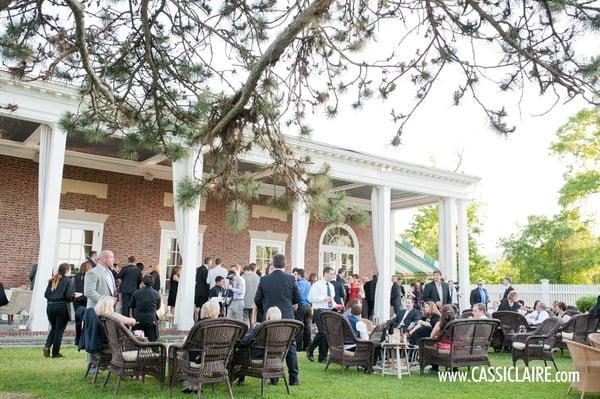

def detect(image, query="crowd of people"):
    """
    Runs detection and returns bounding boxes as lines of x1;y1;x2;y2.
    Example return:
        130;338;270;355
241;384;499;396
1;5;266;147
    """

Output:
37;249;600;384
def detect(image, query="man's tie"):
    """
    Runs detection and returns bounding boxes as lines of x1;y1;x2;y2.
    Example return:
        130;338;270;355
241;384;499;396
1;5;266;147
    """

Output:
326;282;333;308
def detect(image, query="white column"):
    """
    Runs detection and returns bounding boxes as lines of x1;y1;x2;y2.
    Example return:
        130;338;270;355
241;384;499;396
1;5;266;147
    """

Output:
437;199;446;274
390;209;399;276
173;147;202;330
442;197;458;283
291;191;310;270
30;124;67;331
457;199;470;311
371;186;392;323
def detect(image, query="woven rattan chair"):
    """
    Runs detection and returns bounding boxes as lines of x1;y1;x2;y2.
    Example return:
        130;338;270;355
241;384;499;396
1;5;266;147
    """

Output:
84;348;112;384
99;315;167;394
320;311;374;374
0;289;32;324
566;340;600;399
418;318;499;374
491;311;530;352
588;333;600;348
232;319;302;398
511;317;563;371
555;313;600;354
460;310;473;319
168;318;246;398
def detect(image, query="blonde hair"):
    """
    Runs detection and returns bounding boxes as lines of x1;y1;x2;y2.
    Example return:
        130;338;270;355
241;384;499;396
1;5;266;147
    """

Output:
200;301;220;319
266;307;282;321
95;296;116;316
507;291;518;301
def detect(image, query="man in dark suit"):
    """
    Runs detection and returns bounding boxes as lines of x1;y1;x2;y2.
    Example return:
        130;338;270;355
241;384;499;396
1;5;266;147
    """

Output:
117;255;142;316
364;275;377;319
390;275;405;315
387;297;421;333
422;269;451;305
130;275;162;342
469;279;490;307
335;268;347;305
501;277;514;300
253;254;301;385
195;257;212;319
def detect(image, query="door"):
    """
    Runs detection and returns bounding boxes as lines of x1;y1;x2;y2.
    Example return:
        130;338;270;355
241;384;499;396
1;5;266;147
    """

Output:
56;219;103;274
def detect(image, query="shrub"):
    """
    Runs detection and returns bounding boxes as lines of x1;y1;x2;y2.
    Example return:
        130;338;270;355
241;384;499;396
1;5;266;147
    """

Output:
576;295;598;312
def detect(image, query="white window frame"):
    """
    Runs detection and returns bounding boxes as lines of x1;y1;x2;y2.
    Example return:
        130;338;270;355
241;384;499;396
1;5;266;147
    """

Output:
318;224;360;276
55;218;104;273
159;228;204;293
249;238;286;269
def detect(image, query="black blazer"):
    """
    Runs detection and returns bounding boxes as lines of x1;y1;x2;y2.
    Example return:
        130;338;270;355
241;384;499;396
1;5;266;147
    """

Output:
422;281;451;305
331;280;345;306
254;269;300;320
195;265;210;303
388;308;421;333
130;286;161;324
469;287;490;306
502;285;515;300
390;283;405;305
44;276;75;303
117;265;142;294
365;279;377;303
0;282;8;307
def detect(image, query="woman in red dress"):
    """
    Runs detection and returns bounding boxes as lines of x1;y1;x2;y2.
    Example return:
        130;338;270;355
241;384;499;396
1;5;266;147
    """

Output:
347;274;364;307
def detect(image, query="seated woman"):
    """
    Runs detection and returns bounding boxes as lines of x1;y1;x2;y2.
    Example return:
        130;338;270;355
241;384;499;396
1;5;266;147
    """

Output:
428;305;456;373
408;301;440;346
95;296;137;326
236;307;282;386
554;301;571;322
497;290;522;313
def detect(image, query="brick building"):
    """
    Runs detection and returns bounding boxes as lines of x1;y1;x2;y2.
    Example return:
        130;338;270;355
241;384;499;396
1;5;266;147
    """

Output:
0;72;479;330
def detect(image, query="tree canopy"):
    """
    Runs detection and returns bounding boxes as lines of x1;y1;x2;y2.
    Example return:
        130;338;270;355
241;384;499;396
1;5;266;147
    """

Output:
1;0;599;228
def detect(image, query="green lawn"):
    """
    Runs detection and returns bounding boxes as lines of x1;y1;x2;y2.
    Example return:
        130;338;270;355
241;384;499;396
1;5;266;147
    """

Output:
0;347;594;399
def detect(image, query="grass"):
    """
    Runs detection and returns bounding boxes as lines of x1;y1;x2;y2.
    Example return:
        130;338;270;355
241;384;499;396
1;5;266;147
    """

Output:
0;347;594;399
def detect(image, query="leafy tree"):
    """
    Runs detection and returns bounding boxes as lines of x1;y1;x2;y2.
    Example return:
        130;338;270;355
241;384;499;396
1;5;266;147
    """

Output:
401;202;494;283
499;209;600;283
1;0;599;229
551;108;600;206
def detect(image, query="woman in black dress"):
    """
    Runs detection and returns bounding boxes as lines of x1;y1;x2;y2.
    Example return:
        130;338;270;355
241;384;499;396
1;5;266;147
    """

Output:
408;301;441;346
167;266;181;315
497;290;522;312
73;261;92;346
44;263;75;358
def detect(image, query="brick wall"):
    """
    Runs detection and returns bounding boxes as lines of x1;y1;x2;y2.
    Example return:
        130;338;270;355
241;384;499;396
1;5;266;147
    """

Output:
0;154;376;288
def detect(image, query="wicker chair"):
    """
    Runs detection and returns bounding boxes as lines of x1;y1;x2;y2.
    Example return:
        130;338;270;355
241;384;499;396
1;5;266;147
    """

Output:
167;318;247;398
232;319;302;398
0;289;32;324
418;318;499;374
84;348;112;384
99;315;167;394
460;310;474;319
491;311;530;352
320;311;375;374
511;317;563;371
589;333;600;348
566;340;600;398
555;313;600;354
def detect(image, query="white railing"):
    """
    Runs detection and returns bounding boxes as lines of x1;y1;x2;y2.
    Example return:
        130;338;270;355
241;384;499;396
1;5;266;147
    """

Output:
486;280;600;307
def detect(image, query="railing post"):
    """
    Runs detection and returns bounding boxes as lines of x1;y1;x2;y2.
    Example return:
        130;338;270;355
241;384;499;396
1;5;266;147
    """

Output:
540;279;550;306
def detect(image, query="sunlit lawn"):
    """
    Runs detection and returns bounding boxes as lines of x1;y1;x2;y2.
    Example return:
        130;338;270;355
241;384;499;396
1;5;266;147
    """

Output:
0;347;596;399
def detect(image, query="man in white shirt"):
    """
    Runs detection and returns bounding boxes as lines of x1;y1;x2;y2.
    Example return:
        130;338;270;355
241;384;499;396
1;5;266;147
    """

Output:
306;267;339;363
206;258;227;289
526;301;550;326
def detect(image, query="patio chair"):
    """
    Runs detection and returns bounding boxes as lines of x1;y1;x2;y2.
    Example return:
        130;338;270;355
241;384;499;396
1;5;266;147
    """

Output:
99;315;167;394
565;340;600;398
555;313;600;354
167;318;246;398
588;333;600;349
511;317;563;371
321;311;375;374
491;311;530;352
84;349;112;384
231;319;302;398
0;289;32;324
565;309;582;317
418;318;499;374
460;310;473;319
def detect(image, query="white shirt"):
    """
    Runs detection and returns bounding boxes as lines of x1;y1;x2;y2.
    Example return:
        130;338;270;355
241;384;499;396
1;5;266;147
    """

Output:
207;265;228;289
308;279;335;309
526;310;549;325
356;320;369;340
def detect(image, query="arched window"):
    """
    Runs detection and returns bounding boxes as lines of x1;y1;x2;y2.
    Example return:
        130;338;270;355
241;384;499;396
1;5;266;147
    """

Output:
319;224;359;276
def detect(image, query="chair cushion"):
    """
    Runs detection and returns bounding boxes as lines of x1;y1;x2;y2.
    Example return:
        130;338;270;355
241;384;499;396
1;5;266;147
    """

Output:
343;350;356;357
122;350;138;362
560;332;574;341
512;342;551;351
437;348;451;355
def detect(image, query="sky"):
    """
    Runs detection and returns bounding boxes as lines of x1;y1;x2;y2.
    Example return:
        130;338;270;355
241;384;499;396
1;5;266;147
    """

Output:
305;75;599;257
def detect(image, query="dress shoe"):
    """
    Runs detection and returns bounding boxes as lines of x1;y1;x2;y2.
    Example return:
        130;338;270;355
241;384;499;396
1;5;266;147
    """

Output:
43;347;50;358
289;379;301;386
317;358;327;364
306;352;314;362
52;353;64;358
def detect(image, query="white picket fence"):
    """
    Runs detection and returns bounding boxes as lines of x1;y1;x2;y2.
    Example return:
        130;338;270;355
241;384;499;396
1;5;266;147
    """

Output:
486;281;600;307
